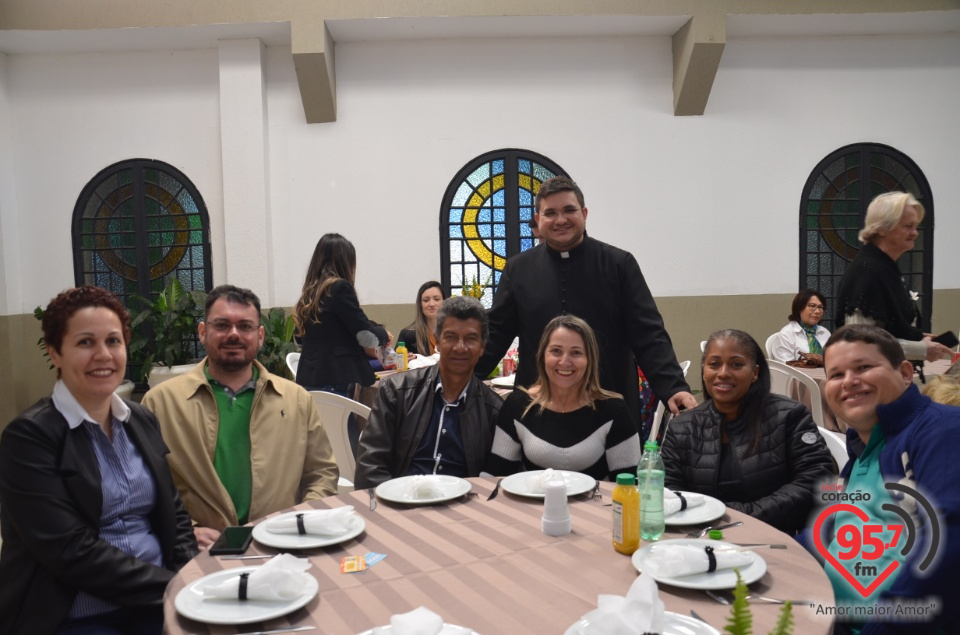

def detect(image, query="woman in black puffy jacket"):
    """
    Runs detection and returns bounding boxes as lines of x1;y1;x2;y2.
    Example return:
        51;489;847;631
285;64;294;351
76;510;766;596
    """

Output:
661;329;834;534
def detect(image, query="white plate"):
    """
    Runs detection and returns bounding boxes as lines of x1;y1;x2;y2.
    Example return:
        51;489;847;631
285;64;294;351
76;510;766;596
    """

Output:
358;624;477;634
664;493;727;526
499;470;596;499
490;375;515;387
565;611;719;635
631;539;767;590
174;566;319;625
375;475;472;505
252;510;366;550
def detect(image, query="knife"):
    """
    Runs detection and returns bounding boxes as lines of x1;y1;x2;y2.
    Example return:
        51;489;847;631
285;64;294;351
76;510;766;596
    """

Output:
486;478;503;501
690;609;709;624
367;487;377;511
239;626;316;635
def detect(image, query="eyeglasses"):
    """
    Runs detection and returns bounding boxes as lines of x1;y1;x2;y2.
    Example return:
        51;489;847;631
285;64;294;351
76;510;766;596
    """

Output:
538;206;582;220
207;320;260;334
806;303;825;312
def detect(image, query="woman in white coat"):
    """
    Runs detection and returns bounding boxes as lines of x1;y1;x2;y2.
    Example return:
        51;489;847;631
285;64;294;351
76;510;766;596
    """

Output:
771;289;830;364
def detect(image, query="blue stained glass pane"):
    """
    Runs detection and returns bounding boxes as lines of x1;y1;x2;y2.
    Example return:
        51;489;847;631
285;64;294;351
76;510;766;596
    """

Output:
518;159;531;174
452;183;473;207
493;159;504;174
532;163;556;182
450;225;463;239
159;171;183;197
449;209;463;224
520;225;531;237
493;190;505;206
494;270;502;285
493;209;505;222
494;240;506;255
521;238;533;251
478;210;491;223
519;206;532;221
494;224;505;238
519;189;532;206
467;164;490;187
177;189;198;214
478;225;492;239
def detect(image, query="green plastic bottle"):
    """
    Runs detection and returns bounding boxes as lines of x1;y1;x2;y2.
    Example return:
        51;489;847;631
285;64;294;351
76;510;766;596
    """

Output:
638;440;665;541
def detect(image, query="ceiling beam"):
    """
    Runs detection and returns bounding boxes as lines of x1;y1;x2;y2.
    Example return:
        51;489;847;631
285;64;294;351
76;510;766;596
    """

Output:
292;19;336;123
672;14;726;116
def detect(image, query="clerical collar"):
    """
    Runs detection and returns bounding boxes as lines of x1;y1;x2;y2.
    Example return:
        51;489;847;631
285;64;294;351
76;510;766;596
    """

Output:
547;233;590;260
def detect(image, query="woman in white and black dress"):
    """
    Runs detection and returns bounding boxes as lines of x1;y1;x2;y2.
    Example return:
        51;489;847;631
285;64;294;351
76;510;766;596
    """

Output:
484;315;640;482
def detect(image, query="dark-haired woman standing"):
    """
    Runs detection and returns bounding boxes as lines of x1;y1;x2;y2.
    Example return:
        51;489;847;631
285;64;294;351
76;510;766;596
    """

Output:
293;234;391;450
660;329;833;534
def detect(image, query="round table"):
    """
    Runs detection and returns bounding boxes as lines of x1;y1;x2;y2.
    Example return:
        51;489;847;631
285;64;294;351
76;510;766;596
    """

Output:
163;478;835;634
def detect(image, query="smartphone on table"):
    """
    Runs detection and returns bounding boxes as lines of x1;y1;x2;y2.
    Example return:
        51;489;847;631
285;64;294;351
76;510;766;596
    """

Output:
208;525;254;556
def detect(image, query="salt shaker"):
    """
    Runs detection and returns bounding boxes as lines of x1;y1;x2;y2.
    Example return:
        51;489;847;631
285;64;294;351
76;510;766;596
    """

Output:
541;479;571;536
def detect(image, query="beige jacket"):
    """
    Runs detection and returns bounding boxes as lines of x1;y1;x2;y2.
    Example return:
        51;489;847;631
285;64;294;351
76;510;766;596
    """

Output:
142;360;338;530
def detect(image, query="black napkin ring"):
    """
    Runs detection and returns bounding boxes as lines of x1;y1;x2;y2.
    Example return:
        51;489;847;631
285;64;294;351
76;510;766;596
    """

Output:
238;572;250;601
673;491;688;511
296;513;307;535
704;546;717;573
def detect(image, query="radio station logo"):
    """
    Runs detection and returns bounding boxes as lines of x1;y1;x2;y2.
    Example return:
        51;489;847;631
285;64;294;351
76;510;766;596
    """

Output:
813;482;941;598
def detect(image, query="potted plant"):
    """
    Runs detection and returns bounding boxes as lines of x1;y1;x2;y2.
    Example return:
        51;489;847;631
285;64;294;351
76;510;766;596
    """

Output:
257;307;298;379
129;278;207;387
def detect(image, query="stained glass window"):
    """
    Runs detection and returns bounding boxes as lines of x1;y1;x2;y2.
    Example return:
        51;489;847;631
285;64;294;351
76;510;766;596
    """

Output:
72;159;212;360
440;149;567;307
800;143;933;332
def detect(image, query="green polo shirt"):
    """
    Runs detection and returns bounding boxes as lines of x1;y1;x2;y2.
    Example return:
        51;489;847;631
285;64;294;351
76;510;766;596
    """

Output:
206;364;257;525
826;424;906;626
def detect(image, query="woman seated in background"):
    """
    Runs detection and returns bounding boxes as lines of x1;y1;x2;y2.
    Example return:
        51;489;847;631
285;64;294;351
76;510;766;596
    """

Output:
661;329;833;534
835;191;952;362
484;315;640;482
770;289;830;364
0;287;197;635
398;281;446;356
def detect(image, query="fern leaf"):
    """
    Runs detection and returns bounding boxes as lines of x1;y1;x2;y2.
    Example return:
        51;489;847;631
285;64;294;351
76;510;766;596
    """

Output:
768;601;793;635
723;570;752;635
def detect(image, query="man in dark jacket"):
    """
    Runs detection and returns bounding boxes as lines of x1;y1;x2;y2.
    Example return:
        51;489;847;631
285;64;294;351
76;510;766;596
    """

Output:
355;296;502;489
818;324;960;635
476;176;695;428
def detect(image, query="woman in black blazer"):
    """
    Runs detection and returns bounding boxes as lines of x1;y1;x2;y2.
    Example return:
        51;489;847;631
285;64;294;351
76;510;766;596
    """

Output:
293;234;391;450
0;287;198;635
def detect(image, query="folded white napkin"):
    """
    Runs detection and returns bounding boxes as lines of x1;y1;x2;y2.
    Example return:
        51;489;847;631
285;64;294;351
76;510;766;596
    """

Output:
264;506;356;536
405;475;445;500
390;606;444;635
663;490;705;516
578;574;665;635
408;353;440;369
529;469;567;494
202;554;313;601
644;544;753;578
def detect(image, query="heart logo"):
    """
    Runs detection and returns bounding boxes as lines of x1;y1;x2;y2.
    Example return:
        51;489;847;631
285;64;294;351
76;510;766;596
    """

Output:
813;503;900;598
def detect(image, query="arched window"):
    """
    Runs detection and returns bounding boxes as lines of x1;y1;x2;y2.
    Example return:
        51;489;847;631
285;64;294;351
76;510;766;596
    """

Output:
72;158;212;326
799;143;933;332
440;149;568;306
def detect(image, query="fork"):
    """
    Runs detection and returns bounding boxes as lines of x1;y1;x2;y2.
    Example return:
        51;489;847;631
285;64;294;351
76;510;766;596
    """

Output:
684;521;742;539
590;480;602;501
366;487;377;511
486;478;503;501
706;589;810;605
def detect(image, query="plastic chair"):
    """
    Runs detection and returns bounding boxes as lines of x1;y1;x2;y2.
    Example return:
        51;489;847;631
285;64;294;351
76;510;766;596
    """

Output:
767;359;825;427
310;391;371;493
764;333;778;359
286;352;300;378
648;360;691;442
700;340;707;353
818;426;848;473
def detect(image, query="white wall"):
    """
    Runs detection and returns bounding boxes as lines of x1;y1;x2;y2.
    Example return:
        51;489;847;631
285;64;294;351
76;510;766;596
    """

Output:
5;48;223;314
3;31;959;314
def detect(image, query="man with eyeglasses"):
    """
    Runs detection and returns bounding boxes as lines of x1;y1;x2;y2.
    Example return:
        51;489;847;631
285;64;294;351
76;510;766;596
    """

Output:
355;296;502;489
142;285;338;548
477;176;696;430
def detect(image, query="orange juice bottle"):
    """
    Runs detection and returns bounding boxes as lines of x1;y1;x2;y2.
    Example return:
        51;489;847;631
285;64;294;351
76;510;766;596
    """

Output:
396;341;408;371
612;473;639;554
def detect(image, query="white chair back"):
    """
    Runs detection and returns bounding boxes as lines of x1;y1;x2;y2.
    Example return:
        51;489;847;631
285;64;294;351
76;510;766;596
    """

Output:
764;333;778;359
818;426;848;473
309;391;371;493
767;359;825;427
647;360;691;442
286;352;300;378
700;340;707;353
679;360;691;377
